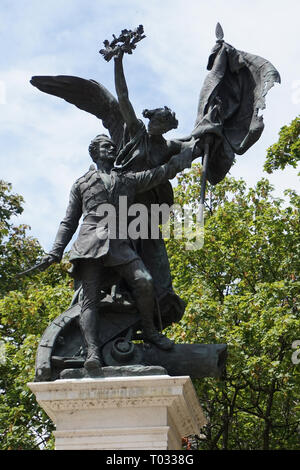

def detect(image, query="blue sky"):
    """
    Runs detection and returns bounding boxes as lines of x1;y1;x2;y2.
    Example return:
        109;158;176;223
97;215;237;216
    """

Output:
0;0;299;251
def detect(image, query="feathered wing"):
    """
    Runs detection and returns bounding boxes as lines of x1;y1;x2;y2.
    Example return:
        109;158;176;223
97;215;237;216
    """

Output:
30;75;125;151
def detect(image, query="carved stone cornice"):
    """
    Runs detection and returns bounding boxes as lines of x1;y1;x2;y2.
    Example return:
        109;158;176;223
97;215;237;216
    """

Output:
28;374;207;449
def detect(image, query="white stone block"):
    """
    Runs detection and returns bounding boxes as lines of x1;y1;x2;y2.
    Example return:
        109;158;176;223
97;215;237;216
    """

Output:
28;375;206;450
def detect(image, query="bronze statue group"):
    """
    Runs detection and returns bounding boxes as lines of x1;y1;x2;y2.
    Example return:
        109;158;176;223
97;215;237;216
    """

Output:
30;25;280;371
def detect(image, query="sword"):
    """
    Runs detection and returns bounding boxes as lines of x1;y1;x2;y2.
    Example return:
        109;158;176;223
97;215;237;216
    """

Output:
17;259;51;277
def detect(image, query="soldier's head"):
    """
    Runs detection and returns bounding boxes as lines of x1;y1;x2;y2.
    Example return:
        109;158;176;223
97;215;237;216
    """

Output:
142;106;178;135
88;134;116;170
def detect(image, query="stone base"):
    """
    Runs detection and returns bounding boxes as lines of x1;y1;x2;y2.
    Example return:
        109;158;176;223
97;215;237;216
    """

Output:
28;374;206;450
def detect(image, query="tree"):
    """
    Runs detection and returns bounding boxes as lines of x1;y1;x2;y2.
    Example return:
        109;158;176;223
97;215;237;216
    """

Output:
0;267;73;449
1;144;300;449
0;181;73;449
166;168;300;449
264;115;300;173
0;180;42;296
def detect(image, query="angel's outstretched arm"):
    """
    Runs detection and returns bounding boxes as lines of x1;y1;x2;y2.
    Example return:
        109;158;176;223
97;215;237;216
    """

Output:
164;137;202;163
114;52;141;138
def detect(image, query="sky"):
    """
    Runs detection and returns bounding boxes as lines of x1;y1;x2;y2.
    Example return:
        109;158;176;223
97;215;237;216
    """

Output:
0;0;299;252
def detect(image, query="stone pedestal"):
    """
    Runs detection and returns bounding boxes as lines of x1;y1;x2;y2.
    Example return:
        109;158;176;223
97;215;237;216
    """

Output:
28;374;206;450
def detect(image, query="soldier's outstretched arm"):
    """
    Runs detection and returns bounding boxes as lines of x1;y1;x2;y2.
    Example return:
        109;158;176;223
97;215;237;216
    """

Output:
18;185;82;277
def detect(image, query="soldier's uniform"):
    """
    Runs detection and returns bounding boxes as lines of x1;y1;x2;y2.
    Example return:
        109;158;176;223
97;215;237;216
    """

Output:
48;158;188;360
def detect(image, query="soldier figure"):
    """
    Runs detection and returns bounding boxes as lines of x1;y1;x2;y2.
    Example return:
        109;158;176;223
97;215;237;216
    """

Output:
42;134;198;370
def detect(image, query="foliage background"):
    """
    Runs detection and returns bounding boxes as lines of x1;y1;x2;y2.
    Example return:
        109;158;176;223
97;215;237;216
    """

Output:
0;117;299;449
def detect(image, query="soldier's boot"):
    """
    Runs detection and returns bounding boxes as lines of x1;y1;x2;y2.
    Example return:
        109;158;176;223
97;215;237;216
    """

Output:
143;329;174;351
133;277;174;351
140;311;174;351
84;346;102;370
80;310;103;370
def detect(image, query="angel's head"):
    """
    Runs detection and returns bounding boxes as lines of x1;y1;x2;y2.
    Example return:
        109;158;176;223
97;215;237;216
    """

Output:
89;134;116;170
142;106;178;135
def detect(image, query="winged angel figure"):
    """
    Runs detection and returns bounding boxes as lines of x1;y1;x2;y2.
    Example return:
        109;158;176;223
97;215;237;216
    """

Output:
30;25;280;364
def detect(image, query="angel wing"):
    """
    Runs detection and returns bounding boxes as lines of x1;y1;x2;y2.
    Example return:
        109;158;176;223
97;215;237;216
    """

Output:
30;75;125;151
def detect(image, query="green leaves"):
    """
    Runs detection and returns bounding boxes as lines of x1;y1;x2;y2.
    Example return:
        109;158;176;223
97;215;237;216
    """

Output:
0;181;73;449
0;180;44;297
0;334;54;449
0;265;73;449
0;117;299;452
166;165;300;449
264;115;300;173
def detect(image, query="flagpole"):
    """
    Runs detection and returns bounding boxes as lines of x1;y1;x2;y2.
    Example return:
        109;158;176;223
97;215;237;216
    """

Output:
199;139;210;224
